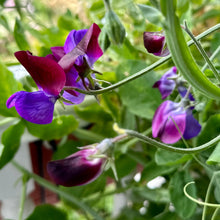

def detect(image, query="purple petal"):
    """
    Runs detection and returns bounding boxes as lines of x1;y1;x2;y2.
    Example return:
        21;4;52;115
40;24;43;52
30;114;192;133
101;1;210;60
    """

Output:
153;67;177;99
152;100;186;144
7;91;56;124
160;111;186;144
50;46;65;61
178;86;195;101
47;149;104;187
63;72;86;105
64;29;88;54
14;51;66;96
154;47;170;57
183;113;201;139
152;100;175;138
59;23;103;72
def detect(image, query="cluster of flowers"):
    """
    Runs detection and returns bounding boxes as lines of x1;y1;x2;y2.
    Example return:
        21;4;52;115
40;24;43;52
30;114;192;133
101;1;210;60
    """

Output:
143;31;201;144
6;27;202;187
7;23;107;187
7;23;103;124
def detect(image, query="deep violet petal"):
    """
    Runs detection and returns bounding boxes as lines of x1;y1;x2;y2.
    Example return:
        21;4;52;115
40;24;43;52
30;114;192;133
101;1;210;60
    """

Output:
7;91;56;124
183;113;201;139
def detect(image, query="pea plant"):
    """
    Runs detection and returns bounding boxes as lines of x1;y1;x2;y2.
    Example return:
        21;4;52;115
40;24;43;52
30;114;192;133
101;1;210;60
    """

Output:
0;0;220;219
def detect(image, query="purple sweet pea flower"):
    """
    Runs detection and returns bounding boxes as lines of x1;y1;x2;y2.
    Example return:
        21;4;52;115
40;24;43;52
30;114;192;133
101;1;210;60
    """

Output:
152;100;201;144
153;67;177;99
6;51;66;124
51;23;103;104
143;31;169;57
47;139;112;187
153;66;195;101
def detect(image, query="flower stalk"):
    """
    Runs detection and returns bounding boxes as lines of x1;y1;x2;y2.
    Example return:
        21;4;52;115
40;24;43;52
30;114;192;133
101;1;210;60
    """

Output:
11;160;105;220
160;0;220;100
183;21;220;83
69;23;220;96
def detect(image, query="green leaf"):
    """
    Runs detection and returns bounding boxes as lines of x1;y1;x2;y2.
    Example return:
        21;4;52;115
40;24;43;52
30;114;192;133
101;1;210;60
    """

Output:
115;153;137;178
141;161;177;182
14;18;30;50
169;170;197;219
0;120;25;169
197;114;220;145
206;142;220;165
74;103;112;123
138;4;164;26
74;102;116;137
0;14;10;31
116;60;161;119
25;115;78;140
0;0;7;6
57;10;81;31
132;186;170;204
26;204;68;220
0;62;22;117
100;92;121;122
155;149;192;166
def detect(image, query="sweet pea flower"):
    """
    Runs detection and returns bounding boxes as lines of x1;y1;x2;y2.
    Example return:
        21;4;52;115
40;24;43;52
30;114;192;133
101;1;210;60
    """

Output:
47;139;112;187
153;67;177;99
6;51;66;124
143;31;169;57
152;100;201;144
153;67;195;101
50;23;103;104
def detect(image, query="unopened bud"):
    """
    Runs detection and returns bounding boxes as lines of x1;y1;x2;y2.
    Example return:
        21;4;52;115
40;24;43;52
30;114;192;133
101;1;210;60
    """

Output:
105;9;126;45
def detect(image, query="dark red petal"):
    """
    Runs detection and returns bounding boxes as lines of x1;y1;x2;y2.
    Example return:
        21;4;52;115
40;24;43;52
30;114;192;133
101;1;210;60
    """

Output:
15;51;66;96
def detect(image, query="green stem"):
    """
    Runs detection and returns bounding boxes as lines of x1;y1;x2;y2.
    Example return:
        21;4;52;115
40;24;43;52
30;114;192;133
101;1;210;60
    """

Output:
202;171;220;220
184;182;220;208
202;45;220;72
68;23;220;96
125;129;220;154
18;175;28;220
160;0;220;100
184;21;220;82
103;0;111;11
11;161;105;220
211;208;220;220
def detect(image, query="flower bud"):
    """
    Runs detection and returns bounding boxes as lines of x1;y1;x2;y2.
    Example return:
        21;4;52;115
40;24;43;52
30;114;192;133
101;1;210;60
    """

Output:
47;139;113;187
143;31;169;57
105;9;126;45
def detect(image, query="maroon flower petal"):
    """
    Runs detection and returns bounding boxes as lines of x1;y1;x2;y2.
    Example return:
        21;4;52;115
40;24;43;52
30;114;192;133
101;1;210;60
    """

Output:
143;31;170;57
14;51;66;96
47;149;104;187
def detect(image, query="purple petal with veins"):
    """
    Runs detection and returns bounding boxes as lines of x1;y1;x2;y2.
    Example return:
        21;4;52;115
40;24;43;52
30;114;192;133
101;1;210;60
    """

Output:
7;91;57;124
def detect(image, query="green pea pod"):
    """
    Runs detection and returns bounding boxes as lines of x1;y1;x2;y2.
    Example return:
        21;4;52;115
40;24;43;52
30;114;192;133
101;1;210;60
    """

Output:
160;0;220;100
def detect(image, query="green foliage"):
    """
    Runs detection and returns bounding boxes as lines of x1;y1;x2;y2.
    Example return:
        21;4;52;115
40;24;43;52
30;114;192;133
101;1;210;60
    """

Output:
169;170;197;219
0;61;22;117
138;4;164;27
116;60;161;119
27;204;68;220
25;115;78;140
0;120;25;169
14;18;30;50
